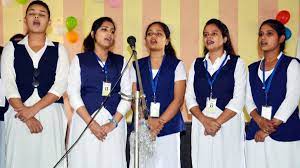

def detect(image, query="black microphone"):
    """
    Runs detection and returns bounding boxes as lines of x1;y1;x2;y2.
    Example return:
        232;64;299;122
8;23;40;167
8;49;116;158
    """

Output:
127;36;136;50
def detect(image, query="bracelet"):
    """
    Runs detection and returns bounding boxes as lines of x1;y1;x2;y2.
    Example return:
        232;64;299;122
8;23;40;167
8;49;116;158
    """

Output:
109;118;118;128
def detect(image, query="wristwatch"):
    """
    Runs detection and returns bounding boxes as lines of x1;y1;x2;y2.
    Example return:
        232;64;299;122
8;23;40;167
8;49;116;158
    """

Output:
109;118;118;128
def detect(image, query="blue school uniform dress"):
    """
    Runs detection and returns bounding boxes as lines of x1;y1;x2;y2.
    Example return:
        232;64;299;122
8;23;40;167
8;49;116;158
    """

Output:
1;36;68;168
245;53;300;168
130;54;186;168
68;51;131;168
186;52;246;168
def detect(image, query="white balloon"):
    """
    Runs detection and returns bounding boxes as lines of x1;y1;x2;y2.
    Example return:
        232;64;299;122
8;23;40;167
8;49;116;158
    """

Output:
54;24;66;36
167;24;174;33
1;0;12;7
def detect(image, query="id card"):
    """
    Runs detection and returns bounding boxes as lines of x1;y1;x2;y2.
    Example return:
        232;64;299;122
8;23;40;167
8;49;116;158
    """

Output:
150;102;160;117
102;82;111;96
206;97;217;113
261;106;272;120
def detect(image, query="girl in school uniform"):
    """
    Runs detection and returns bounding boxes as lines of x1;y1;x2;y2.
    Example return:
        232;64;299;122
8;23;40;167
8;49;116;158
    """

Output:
0;46;9;168
186;18;246;168
130;21;186;168
1;1;69;167
0;83;7;168
67;17;131;168
245;19;300;168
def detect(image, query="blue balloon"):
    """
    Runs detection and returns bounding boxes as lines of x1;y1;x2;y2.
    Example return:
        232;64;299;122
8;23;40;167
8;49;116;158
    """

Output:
285;27;292;40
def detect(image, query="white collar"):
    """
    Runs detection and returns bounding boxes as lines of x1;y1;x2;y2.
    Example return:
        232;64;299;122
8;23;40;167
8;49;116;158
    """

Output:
261;51;283;61
17;35;55;47
203;50;230;62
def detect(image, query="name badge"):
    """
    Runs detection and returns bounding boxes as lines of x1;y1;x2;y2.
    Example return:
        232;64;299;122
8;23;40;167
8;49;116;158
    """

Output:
150;102;160;117
206;97;217;113
261;106;272;120
102;82;111;96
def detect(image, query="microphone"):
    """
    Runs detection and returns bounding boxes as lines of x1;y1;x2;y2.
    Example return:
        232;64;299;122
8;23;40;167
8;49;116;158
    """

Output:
127;36;136;51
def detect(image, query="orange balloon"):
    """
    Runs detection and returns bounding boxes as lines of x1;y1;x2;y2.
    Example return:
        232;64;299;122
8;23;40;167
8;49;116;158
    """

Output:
66;31;79;43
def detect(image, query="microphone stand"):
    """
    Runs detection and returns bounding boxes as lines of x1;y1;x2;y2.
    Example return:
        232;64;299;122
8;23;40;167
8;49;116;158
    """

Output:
127;37;151;168
127;38;150;168
134;90;139;168
131;47;151;168
133;51;148;115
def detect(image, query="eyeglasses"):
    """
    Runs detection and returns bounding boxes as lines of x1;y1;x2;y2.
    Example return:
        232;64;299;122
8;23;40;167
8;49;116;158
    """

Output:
32;68;40;88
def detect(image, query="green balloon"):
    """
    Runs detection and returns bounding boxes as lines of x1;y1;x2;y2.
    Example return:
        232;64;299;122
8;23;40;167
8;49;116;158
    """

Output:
66;16;78;31
16;0;28;5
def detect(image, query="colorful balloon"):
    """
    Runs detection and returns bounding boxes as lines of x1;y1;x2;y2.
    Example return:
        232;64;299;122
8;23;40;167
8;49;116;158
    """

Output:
108;0;121;8
16;0;28;5
54;24;65;36
276;10;290;24
66;16;78;31
285;27;292;40
66;31;79;43
2;0;13;7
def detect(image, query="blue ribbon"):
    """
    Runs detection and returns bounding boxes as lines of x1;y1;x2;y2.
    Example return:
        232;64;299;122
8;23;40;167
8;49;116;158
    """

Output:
262;55;283;105
148;56;165;102
205;54;229;98
95;54;108;81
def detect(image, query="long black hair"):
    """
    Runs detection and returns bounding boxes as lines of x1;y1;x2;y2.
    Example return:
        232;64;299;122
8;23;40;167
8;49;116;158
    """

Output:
83;17;115;52
259;19;286;52
203;18;236;56
145;21;177;58
26;0;50;19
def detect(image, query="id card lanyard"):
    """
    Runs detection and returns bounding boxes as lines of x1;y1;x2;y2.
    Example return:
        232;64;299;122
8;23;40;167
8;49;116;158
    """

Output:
97;56;108;82
262;55;283;106
148;56;165;103
96;55;111;97
204;54;229;99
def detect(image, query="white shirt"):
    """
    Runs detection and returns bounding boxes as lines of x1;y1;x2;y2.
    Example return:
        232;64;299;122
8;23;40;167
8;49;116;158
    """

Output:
1;35;69;100
130;61;187;82
67;55;132;116
0;54;5;107
185;52;247;115
246;52;300;123
0;79;5;107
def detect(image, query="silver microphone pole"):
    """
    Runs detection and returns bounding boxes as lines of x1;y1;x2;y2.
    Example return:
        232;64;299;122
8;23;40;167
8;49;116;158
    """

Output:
134;90;139;168
132;48;148;168
128;36;149;168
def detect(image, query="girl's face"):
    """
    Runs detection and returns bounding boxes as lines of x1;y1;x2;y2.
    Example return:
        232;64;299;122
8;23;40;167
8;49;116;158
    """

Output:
25;4;50;34
145;24;169;52
203;24;227;53
258;24;284;52
93;21;115;49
